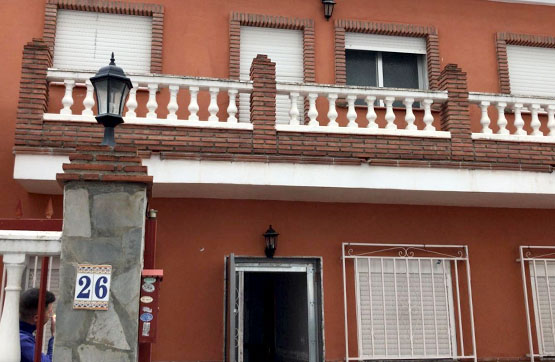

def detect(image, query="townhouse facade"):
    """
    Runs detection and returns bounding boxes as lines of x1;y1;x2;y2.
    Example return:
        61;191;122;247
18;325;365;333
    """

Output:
3;0;555;360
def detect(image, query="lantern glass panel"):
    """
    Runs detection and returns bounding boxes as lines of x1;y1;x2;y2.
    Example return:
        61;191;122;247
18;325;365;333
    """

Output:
108;79;128;115
94;79;108;115
118;85;131;115
324;3;333;18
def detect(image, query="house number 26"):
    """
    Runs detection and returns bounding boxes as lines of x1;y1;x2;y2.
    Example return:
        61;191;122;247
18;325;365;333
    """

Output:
76;275;109;300
73;264;112;310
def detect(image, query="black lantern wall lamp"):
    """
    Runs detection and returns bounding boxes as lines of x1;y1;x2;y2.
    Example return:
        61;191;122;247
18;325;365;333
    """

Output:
263;225;279;258
322;0;336;20
90;53;133;147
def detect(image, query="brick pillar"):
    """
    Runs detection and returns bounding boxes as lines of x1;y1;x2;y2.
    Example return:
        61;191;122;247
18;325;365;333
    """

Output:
15;39;52;148
54;145;153;362
438;64;474;162
250;54;277;153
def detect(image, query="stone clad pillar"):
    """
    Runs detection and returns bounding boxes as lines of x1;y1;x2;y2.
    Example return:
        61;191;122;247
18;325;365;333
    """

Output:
54;145;152;362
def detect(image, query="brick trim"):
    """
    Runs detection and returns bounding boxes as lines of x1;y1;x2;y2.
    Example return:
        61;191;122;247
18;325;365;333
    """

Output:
229;12;315;83
438;64;473;162
496;32;555;94
43;0;164;73
15;39;53;146
250;55;277;154
334;19;441;90
56;145;153;187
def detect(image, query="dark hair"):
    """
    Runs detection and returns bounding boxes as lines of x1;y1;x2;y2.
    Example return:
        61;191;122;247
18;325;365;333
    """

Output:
19;288;56;321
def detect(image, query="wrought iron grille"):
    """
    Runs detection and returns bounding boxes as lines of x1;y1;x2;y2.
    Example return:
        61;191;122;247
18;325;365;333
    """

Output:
342;243;477;361
520;246;555;361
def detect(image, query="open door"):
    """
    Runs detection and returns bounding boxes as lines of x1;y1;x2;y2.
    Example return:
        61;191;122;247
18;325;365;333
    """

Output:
225;257;322;362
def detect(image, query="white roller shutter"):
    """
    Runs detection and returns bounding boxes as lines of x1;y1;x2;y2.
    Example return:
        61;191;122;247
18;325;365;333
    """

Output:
507;45;555;97
239;26;303;124
53;10;152;74
530;261;555;355
355;258;456;358
345;33;427;54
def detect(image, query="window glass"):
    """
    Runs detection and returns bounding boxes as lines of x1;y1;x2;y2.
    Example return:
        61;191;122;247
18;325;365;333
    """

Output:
382;52;420;89
345;50;424;90
346;49;377;87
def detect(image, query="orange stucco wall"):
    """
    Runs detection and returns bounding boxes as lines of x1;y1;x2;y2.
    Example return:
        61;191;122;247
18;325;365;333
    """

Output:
4;0;555;218
150;198;555;360
3;0;555;360
0;0;63;219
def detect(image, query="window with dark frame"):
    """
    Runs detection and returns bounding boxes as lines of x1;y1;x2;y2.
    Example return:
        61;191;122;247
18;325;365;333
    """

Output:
344;32;428;109
346;49;425;107
346;49;423;90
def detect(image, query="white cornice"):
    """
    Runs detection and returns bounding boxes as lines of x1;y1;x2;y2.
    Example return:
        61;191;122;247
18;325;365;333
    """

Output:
13;153;555;209
489;0;555;6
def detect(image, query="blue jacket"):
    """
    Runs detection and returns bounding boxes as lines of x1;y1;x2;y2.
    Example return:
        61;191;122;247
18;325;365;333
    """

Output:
19;321;53;362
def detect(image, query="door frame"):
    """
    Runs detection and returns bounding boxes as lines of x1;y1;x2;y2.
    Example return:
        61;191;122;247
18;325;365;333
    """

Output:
224;256;325;362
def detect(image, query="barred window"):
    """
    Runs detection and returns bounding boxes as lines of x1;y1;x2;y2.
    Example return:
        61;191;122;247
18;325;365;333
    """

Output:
520;246;555;358
343;243;477;361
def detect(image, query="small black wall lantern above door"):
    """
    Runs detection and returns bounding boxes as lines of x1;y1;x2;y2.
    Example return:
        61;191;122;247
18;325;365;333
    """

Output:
322;0;336;20
90;52;133;147
263;225;279;258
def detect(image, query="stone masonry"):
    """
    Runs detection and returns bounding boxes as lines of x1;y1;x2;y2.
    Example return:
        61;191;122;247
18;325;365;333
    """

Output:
54;145;152;361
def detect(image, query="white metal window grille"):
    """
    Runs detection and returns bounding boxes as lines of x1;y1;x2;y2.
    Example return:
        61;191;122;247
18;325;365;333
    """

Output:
506;45;555;98
519;246;555;361
342;243;477;361
345;33;428;91
239;26;304;124
53;10;152;74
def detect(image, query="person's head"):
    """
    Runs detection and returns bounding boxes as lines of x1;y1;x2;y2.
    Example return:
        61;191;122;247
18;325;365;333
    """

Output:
19;288;55;326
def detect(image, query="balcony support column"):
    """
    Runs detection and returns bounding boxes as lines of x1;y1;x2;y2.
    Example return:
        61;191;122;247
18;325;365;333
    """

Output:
438;64;474;162
250;54;277;154
14;39;52;148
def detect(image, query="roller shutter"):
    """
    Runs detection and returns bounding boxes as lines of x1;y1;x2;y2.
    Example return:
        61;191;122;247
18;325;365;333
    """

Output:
239;26;303;124
345;33;427;54
355;258;457;358
53;10;152;74
529;261;555;355
507;45;555;97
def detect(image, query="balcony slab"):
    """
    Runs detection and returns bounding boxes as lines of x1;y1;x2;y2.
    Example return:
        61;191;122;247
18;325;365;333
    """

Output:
13;153;555;209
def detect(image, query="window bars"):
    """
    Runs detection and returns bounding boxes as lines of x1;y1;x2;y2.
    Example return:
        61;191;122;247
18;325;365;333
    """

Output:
342;243;477;361
520;246;555;361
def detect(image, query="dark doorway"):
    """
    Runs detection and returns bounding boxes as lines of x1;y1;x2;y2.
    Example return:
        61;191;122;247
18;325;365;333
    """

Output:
243;272;309;362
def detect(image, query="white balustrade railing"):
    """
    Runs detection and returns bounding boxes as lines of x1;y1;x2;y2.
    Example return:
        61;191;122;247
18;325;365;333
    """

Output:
275;82;450;138
45;69;254;130
469;92;555;143
0;231;61;362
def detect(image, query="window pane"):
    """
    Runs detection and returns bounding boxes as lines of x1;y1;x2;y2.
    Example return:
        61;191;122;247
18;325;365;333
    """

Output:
94;79;108;114
382;52;420;89
346;50;377;87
